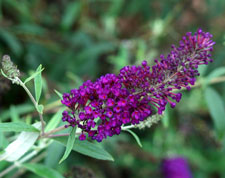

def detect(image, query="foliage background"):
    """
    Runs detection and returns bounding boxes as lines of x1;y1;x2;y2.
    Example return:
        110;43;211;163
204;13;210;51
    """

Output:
0;0;225;177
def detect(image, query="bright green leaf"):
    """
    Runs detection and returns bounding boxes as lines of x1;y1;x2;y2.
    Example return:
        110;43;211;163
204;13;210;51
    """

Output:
54;137;114;161
59;126;77;164
205;87;225;138
34;65;43;103
125;129;142;147
0;122;39;132
24;66;44;84
22;163;64;178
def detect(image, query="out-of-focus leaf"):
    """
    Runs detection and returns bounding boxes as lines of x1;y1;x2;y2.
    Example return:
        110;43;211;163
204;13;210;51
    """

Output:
0;122;40;162
0;29;22;56
13;24;46;36
9;105;20;122
61;1;81;30
34;65;43;103
125;129;142;147
45;108;64;132
54;89;63;100
206;67;225;83
0;132;8;149
0;122;39;132
162;107;169;128
204;87;225;138
0;104;34;122
22;163;64;178
59;126;77;164
54;137;114;161
45;142;65;168
24;66;44;84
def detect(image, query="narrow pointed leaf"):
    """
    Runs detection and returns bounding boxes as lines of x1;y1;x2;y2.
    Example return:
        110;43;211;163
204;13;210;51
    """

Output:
0;122;39;132
205;87;225;138
59;126;77;164
54;137;114;161
125;129;142;147
24;66;44;84
34;65;43;103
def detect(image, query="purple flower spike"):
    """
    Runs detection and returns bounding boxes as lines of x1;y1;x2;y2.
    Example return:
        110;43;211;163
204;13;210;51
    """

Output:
161;157;192;178
61;29;215;142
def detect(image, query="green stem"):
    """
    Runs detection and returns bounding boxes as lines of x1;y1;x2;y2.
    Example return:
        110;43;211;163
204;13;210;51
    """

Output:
17;78;45;135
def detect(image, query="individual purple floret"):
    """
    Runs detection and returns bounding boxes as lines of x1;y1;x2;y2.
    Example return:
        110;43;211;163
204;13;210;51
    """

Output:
161;157;192;178
61;29;215;142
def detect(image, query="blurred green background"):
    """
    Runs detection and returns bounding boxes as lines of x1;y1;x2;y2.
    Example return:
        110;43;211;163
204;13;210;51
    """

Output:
1;0;225;177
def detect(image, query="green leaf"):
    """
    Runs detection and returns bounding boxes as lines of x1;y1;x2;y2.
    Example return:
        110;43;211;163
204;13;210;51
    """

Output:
0;122;41;162
45;142;65;168
54;89;63;100
0;104;34;122
204;87;225;138
0;122;39;132
24;66;44;84
54;137;114;161
45;108;64;132
125;129;142;147
37;104;44;114
10;105;20;122
0;28;22;56
22;163;64;178
34;65;43;103
162;107;169;128
0;132;8;149
206;67;225;83
61;1;81;30
59;126;77;164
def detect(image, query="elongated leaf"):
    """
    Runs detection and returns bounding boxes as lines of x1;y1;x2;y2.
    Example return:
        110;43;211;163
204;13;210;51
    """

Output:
0;104;34;121
54;89;63;99
206;67;225;83
0;122;41;162
0;122;39;132
45;142;65;168
34;65;43;103
0;132;8;149
59;126;77;164
61;1;81;30
22;163;64;178
205;87;225;138
125;129;142;147
10;105;20;122
24;66;44;84
1;69;8;78
54;137;114;161
45;108;64;132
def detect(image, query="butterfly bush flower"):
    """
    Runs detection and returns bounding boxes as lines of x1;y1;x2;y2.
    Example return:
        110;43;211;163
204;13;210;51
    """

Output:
61;29;215;142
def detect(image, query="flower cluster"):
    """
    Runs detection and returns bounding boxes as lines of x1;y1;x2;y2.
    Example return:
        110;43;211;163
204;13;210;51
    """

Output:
61;29;215;142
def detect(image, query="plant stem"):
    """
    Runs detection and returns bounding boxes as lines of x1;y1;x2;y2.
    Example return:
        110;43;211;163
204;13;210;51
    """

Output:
17;78;45;135
43;125;67;138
